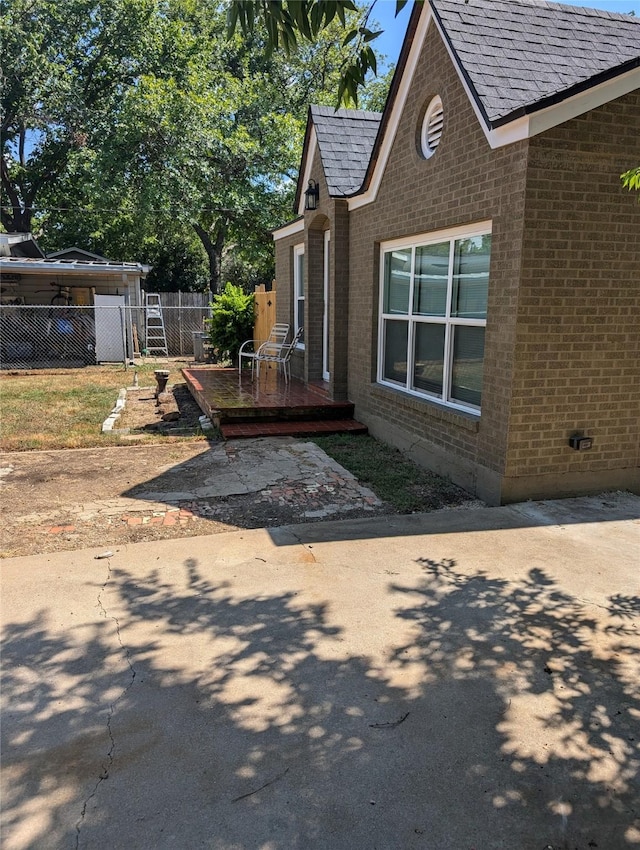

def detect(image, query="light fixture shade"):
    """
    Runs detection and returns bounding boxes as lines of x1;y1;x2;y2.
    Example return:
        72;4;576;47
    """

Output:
304;179;319;211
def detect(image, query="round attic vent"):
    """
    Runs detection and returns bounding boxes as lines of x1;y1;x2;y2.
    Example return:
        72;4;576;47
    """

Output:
421;96;444;159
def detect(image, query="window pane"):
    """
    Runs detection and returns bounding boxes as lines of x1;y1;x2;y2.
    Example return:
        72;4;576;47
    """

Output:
413;242;449;316
451;235;490;319
383;320;408;384
383;249;411;314
297;300;304;341
297;253;305;297
451;326;485;407
413;323;445;396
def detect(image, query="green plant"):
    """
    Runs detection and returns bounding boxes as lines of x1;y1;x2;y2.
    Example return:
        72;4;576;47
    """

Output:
205;283;255;363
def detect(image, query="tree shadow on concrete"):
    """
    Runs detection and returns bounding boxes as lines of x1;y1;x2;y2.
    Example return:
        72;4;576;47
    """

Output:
2;555;638;849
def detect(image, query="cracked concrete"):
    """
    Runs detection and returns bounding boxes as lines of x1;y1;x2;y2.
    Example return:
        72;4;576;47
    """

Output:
2;493;638;850
73;556;138;849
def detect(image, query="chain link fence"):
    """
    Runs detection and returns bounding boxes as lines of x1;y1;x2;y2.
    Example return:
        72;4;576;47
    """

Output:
0;304;211;369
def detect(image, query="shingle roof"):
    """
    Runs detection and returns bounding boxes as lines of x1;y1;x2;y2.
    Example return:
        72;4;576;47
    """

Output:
431;0;640;125
310;105;382;196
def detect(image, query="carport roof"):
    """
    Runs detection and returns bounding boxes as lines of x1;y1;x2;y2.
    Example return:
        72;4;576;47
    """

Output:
0;257;151;276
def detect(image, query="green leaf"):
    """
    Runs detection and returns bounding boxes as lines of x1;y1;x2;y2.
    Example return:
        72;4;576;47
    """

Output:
621;165;640;192
342;27;358;46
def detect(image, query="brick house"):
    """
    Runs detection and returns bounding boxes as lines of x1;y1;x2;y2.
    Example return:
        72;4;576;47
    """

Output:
272;0;640;505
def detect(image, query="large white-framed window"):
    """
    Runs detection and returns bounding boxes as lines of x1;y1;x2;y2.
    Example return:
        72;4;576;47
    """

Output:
293;243;305;347
378;221;492;413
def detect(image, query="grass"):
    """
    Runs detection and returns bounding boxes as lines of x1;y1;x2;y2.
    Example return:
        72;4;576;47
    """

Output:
0;360;204;452
313;432;472;513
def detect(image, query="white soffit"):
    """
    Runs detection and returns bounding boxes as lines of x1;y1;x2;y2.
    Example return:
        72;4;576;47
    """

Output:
348;4;640;211
272;218;305;241
296;125;318;218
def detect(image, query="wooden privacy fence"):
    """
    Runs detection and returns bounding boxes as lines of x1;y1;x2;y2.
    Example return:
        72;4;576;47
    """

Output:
254;283;276;345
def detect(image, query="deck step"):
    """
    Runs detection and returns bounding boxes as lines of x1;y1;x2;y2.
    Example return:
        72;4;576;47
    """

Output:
220;418;368;440
219;401;355;424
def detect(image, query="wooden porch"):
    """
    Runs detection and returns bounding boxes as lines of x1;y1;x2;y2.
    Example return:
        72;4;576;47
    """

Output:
182;366;367;439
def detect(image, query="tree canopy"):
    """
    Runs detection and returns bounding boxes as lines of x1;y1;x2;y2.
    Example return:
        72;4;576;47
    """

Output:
1;0;390;291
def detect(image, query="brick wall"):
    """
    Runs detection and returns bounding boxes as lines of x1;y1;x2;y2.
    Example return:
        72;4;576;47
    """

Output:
503;90;640;500
348;23;529;501
274;21;639;504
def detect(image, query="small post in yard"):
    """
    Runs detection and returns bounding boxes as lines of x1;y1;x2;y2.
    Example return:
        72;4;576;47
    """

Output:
154;369;170;398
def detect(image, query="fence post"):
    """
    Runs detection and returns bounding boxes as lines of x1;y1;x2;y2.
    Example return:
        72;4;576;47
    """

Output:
253;282;276;347
178;290;184;356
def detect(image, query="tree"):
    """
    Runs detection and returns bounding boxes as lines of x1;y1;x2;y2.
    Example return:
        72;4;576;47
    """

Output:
0;0;169;233
229;0;639;193
2;0;383;293
227;0;410;107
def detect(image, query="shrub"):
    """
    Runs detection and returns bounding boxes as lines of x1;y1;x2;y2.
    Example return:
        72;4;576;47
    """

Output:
205;283;255;364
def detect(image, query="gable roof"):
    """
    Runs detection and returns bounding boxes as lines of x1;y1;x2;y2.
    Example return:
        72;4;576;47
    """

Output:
47;247;110;262
0;232;45;258
293;105;382;212
285;0;640;224
432;0;640;127
310;105;382;196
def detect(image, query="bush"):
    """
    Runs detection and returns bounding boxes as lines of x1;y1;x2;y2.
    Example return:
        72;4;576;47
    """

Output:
205;283;255;364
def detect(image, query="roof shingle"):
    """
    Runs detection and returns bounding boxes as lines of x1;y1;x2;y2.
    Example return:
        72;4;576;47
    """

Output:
310;105;382;196
431;0;640;124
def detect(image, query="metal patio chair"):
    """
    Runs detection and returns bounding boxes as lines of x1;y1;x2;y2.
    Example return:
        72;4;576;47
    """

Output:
238;323;290;379
255;326;304;385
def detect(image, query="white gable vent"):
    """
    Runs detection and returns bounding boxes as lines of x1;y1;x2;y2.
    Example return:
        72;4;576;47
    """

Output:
421;96;444;159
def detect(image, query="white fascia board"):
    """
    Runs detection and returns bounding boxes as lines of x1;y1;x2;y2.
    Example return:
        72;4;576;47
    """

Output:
0;259;146;276
348;4;640;213
524;66;640;140
296;125;318;218
380;218;493;252
348;6;435;212
431;12;640;150
272;218;305;241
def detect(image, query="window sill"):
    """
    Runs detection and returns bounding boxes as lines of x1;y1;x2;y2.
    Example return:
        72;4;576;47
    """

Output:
370;383;480;432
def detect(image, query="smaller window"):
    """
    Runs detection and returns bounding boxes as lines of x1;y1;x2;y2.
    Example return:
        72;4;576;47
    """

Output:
293;244;305;345
421;96;444;159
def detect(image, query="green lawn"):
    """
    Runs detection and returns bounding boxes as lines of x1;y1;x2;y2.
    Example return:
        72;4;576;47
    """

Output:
0;362;200;451
313;433;471;513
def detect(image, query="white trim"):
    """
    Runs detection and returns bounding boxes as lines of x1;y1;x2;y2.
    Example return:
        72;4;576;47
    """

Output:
272;218;304;241
348;6;435;212
377;222;492;414
296;125;318;217
348;4;640;211
380;219;492;253
525;66;640;140
322;230;331;381
432;8;640;151
293;243;305;349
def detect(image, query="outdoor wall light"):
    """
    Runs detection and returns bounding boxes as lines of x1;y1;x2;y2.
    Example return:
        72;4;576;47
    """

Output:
304;179;320;211
569;433;593;451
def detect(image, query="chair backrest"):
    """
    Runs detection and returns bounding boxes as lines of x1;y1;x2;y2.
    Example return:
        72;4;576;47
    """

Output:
281;326;304;362
267;323;290;345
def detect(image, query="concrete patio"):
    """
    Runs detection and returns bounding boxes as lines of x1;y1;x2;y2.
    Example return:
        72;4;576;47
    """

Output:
2;493;639;849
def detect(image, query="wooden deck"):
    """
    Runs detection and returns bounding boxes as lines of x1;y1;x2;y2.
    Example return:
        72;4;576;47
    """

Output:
182;366;367;439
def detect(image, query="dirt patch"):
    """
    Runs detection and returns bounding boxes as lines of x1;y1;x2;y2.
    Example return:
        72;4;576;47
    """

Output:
0;437;388;558
1;385;477;559
115;382;208;436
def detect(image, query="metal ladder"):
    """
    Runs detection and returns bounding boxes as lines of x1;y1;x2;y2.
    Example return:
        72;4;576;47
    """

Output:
145;293;168;356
